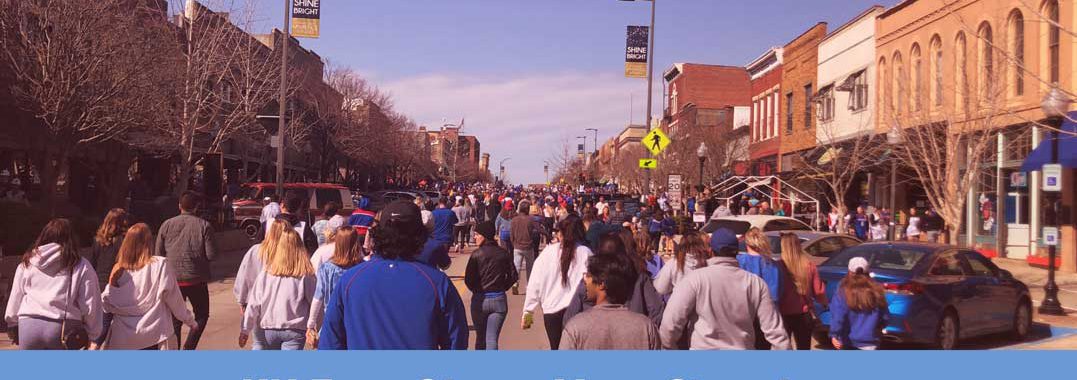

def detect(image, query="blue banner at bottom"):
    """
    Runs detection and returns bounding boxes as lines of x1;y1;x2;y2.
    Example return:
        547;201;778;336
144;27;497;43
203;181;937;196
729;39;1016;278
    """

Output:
0;351;1071;380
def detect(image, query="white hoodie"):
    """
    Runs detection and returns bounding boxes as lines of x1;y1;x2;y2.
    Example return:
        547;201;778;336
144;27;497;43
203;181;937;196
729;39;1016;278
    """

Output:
4;243;103;340
522;244;592;315
101;256;195;350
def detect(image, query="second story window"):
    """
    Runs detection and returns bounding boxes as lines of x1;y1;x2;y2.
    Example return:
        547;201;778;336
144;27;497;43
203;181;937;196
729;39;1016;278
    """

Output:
848;70;868;111
803;84;813;130
785;92;794;135
817;85;835;122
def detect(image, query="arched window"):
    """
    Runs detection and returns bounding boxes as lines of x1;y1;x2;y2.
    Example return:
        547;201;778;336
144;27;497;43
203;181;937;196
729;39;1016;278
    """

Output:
671;84;679;114
893;52;905;115
878;57;888;119
930;35;944;107
978;22;994;100
911;43;923;112
1009;10;1025;96
955;32;968;112
1044;0;1060;84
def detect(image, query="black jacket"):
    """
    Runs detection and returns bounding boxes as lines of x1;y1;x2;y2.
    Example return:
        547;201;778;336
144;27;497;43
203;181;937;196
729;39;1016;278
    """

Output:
485;201;501;223
89;239;123;289
464;241;518;294
278;212;318;253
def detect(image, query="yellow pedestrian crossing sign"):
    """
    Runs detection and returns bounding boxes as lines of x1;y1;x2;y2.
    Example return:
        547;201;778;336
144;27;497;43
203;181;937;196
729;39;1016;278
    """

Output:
643;128;671;155
639;158;658;169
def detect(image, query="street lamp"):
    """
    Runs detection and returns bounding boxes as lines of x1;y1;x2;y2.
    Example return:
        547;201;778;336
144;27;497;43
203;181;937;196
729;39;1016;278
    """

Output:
1038;87;1071;316
498;157;511;185
543;160;551;186
887;125;903;240
696;142;708;194
620;0;656;195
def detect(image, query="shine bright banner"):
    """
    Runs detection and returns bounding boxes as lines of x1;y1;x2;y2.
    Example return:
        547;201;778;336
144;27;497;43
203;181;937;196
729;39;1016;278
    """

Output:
625;25;648;78
291;0;321;38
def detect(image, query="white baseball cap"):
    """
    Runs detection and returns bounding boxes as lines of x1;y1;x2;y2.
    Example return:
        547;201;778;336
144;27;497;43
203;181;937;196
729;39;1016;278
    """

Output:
848;257;870;274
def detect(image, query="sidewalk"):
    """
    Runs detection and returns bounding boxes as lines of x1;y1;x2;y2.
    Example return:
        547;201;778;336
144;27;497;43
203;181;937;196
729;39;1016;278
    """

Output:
993;258;1077;287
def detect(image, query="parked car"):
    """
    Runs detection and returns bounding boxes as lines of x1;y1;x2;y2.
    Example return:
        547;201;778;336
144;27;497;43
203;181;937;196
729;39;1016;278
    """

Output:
701;215;813;235
231;183;354;239
366;190;423;212
814;242;1032;349
743;231;861;264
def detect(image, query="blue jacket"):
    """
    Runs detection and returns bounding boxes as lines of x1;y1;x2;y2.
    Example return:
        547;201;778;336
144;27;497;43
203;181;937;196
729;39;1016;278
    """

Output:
431;208;458;243
737;253;784;304
318;257;468;350
829;286;890;349
416;239;451;269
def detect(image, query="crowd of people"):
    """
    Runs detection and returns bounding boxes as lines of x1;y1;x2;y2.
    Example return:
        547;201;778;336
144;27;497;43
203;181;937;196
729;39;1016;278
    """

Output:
4;184;894;351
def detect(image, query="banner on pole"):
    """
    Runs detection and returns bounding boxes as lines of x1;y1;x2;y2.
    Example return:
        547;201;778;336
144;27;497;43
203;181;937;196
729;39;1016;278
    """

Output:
625;26;648;78
291;0;321;38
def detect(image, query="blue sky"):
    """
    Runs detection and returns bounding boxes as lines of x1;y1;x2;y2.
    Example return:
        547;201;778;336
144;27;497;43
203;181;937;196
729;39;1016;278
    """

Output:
217;0;902;184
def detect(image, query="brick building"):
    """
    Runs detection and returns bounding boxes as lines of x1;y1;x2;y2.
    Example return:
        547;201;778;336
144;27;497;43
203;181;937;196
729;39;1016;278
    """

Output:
746;47;784;176
779;23;828;173
662;63;752;136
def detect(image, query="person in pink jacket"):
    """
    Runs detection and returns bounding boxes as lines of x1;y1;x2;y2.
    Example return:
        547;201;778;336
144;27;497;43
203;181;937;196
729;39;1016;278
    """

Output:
4;219;103;350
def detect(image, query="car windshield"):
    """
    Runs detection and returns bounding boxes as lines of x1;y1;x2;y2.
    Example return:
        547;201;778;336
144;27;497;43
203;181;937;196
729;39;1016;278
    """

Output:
238;185;269;200
822;245;932;272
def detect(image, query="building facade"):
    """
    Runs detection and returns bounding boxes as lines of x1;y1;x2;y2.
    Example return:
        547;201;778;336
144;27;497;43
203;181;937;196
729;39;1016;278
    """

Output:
817;6;882;144
876;0;1075;270
663;63;752;136
780;23;829;172
747;48;784;176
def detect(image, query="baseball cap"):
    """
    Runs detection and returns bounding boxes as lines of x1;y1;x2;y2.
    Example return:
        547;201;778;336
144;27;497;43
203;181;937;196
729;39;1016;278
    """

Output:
848;257;870;274
709;228;739;253
381;200;421;225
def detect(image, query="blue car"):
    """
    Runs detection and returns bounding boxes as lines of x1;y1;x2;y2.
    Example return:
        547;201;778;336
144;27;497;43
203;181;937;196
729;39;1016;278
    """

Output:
815;242;1031;349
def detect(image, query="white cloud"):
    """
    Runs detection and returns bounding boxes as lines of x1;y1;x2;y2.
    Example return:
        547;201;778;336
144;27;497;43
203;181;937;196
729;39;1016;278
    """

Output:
383;71;659;184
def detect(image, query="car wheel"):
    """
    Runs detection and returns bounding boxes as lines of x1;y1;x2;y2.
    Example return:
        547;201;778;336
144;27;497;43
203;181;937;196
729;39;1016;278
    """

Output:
242;221;260;240
935;311;960;350
1012;300;1032;341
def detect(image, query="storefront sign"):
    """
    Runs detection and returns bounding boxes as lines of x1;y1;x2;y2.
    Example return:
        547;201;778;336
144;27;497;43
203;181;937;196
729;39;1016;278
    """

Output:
625;26;648;78
291;0;321;38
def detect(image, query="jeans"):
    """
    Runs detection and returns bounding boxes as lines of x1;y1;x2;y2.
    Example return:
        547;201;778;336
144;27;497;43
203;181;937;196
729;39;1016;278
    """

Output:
173;283;209;350
470;293;508;350
783;313;813;350
543;310;566;350
258;329;306;350
454;225;469;249
513;248;535;276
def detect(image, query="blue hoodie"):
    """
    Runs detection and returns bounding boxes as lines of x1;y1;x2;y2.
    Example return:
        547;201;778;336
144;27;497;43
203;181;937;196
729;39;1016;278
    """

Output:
431;207;458;244
737;253;784;304
829;286;890;349
319;257;468;350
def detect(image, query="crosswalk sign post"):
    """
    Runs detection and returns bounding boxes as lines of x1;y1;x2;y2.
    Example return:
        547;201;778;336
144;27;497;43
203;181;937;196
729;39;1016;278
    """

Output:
644;128;671;156
639;158;657;169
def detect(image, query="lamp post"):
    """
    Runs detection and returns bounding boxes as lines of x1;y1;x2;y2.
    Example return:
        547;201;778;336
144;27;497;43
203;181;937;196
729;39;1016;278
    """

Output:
696;142;708;195
498;157;511;185
1039;87;1070;316
543;161;550;186
887;125;903;240
620;0;656;194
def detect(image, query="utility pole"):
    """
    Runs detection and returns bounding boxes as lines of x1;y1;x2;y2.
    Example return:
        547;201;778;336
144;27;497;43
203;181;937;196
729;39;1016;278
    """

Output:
276;0;290;195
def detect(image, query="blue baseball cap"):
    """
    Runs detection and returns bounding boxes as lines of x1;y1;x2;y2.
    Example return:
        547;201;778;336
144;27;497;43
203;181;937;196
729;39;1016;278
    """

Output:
709;228;739;253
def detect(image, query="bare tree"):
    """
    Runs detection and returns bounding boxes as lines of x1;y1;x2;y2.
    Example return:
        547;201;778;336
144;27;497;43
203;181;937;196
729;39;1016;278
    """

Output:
794;114;881;224
0;0;167;212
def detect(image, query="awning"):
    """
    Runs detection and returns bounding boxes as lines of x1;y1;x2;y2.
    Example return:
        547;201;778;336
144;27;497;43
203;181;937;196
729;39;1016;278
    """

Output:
1021;111;1077;171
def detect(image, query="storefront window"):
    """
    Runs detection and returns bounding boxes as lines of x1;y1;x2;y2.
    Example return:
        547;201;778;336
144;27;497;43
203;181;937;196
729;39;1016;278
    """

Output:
1003;168;1030;225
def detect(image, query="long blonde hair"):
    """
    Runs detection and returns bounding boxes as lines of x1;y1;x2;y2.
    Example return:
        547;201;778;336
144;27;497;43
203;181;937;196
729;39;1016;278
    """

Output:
109;223;154;286
744;228;771;256
268;229;314;278
260;219;291;264
95;208;129;247
780;233;812;297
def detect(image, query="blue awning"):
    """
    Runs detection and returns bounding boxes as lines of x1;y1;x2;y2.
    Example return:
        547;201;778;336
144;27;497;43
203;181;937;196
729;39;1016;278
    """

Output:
1021;111;1077;172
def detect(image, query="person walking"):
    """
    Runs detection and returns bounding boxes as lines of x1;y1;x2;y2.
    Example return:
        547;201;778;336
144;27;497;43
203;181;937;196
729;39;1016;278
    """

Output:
277;193;318;253
464;221;518;350
308;224;366;346
319;201;468;350
659;228;790;350
416;198;435;231
451;199;473;253
495;207;515;253
312;202;343;247
5;219;102;350
99;224;197;350
905;208;922;241
233;219;289;350
260;195;281;240
348;197;377;237
563;233;664;328
155;192;217;350
510;201;537;295
654;231;712;296
310;215;347;271
521;216;592;350
88;208;128;347
561;253;660;350
738;228;785;350
431;197;459;252
829;257;889;350
777;233;828;350
239;230;316;350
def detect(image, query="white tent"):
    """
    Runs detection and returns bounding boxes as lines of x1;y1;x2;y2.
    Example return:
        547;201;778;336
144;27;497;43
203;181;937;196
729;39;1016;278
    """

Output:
708;176;822;230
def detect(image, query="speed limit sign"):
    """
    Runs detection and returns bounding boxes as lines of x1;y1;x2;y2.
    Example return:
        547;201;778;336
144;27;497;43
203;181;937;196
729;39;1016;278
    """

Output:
667;174;683;210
